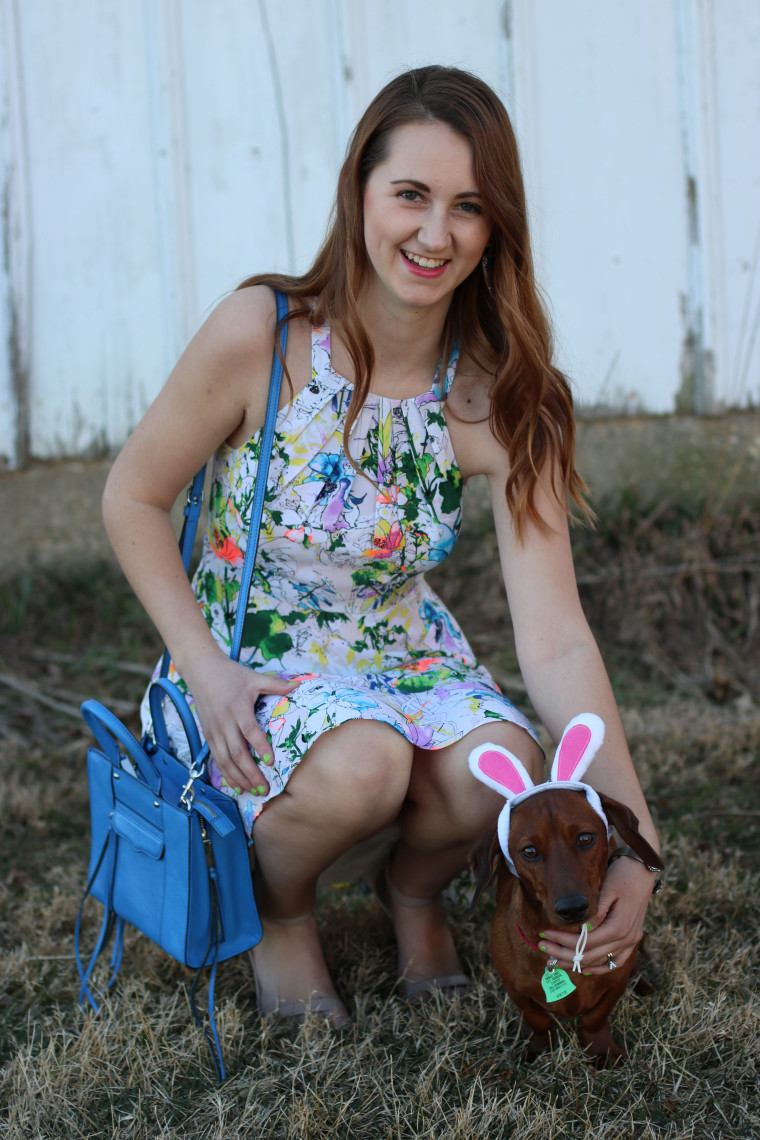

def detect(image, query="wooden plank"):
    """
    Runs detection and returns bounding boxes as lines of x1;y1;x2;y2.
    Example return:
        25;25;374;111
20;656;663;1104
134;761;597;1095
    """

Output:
0;0;757;463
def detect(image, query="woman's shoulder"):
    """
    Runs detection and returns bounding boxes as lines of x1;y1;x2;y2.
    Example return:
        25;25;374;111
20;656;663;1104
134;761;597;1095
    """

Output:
447;357;505;480
145;286;293;455
202;285;283;362
449;355;492;420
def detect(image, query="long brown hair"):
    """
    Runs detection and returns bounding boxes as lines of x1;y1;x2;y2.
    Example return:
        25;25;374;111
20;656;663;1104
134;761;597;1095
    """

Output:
238;65;588;536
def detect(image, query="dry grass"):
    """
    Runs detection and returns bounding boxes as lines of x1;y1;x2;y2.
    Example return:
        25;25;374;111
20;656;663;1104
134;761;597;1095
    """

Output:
1;509;759;1138
440;498;760;706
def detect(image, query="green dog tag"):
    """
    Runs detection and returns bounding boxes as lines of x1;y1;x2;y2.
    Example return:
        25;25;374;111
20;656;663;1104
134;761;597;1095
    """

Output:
541;967;576;1002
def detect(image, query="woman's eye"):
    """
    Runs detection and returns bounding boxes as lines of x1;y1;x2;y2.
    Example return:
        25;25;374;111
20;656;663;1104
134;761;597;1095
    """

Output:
399;189;422;202
457;201;482;214
520;845;538;860
577;833;595;850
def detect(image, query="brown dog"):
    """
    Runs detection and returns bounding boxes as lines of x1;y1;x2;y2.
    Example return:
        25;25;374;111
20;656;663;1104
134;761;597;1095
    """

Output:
468;715;663;1066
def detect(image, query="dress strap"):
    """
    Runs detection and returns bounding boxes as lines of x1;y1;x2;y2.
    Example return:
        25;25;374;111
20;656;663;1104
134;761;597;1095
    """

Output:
432;340;461;400
311;325;332;382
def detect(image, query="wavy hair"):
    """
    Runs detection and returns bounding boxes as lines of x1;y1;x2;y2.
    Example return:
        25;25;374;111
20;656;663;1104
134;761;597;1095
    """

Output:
238;65;589;536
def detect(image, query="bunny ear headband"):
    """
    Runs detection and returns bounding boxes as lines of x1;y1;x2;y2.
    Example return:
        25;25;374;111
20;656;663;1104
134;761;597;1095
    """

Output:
468;713;609;876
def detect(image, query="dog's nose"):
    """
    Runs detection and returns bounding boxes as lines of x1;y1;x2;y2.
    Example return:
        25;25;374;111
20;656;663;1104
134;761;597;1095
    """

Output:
554;894;589;922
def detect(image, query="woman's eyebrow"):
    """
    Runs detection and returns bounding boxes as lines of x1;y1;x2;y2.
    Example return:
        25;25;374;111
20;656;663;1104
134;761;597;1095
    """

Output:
390;179;482;199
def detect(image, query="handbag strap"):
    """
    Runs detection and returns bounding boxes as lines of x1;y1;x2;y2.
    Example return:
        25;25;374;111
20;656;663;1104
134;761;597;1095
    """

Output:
230;292;287;661
160;288;288;676
177;465;206;577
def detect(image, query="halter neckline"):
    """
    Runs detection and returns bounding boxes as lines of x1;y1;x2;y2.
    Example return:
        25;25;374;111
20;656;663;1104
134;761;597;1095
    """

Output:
313;325;460;404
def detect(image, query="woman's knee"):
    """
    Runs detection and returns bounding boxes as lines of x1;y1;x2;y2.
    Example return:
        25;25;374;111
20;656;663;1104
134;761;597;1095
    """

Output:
480;722;544;783
287;718;414;828
404;722;544;838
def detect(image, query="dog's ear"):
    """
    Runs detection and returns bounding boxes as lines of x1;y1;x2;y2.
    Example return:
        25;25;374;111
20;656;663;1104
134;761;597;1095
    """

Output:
551;713;605;783
467;826;501;919
599;793;665;871
468;742;534;799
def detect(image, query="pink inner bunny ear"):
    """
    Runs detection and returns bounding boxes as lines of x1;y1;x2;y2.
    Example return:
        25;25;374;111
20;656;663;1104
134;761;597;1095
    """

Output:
554;725;591;782
469;745;533;798
551;713;605;783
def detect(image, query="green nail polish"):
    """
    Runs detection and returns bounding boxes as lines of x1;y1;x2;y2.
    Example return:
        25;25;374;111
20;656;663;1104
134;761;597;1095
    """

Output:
255;785;267;796
586;922;594;932
262;752;273;766
234;786;242;795
539;943;547;953
538;932;547;939
583;970;591;976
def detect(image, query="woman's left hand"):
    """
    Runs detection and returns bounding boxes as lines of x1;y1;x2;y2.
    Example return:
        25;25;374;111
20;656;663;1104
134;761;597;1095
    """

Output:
537;857;656;975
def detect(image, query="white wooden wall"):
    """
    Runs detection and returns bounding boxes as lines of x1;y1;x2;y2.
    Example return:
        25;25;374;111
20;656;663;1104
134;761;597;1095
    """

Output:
1;0;759;468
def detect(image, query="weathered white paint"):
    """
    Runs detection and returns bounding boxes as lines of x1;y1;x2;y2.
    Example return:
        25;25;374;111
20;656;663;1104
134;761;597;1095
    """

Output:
0;0;758;467
713;2;760;409
0;0;33;466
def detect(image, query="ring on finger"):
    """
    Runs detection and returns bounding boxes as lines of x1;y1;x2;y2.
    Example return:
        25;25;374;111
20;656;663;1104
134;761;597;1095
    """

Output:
607;953;617;970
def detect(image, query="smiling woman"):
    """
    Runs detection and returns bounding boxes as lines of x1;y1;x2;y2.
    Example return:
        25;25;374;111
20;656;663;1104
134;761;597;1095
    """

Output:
361;121;492;312
102;65;661;1034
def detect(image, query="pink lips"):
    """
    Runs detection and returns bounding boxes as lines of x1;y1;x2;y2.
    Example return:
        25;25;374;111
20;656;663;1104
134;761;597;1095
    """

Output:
401;251;449;279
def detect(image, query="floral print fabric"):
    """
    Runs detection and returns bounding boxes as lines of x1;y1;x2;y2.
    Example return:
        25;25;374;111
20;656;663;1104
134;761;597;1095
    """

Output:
141;326;538;835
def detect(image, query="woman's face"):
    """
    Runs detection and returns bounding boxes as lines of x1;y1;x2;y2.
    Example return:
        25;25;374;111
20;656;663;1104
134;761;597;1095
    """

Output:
361;120;492;316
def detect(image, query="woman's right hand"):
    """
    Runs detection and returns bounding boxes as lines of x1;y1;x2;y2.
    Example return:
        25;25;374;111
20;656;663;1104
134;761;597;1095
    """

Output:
182;651;301;794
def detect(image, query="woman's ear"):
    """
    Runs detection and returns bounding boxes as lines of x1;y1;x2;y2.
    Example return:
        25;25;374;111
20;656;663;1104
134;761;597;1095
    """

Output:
550;713;605;784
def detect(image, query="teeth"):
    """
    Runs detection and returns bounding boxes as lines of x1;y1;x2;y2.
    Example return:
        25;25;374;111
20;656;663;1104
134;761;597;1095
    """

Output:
403;250;447;269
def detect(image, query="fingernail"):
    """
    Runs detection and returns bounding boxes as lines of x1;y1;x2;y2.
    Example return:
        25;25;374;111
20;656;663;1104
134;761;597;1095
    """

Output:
233;786;242;795
254;785;267;796
586;922;594;932
261;752;273;766
538;932;547;939
539;943;547;953
583;970;592;976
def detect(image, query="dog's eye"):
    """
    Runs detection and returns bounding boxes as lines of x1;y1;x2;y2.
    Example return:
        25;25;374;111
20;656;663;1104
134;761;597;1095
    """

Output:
519;845;539;860
577;832;595;849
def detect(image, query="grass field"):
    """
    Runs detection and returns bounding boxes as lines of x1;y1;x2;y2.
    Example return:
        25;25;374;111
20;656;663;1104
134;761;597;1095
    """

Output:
1;505;759;1139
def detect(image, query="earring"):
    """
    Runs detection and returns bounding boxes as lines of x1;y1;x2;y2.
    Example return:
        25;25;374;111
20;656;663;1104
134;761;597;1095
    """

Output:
481;249;495;296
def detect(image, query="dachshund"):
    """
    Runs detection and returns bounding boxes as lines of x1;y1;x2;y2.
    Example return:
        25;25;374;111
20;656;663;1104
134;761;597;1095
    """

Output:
468;714;663;1067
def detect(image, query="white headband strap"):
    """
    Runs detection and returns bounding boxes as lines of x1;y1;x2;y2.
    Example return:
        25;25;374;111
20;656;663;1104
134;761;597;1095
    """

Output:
496;780;610;876
468;713;608;876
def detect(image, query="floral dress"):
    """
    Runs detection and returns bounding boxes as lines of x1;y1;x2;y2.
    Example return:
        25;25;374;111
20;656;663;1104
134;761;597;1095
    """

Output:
142;325;538;836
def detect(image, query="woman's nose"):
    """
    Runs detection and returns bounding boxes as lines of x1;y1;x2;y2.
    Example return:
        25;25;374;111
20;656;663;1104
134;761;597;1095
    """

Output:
418;208;449;251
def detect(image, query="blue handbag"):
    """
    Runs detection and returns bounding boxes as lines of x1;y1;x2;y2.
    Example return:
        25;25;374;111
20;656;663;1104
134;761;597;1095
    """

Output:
75;289;289;1082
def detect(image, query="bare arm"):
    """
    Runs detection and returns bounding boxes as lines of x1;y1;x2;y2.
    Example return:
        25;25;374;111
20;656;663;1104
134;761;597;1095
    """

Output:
103;286;299;793
475;433;661;973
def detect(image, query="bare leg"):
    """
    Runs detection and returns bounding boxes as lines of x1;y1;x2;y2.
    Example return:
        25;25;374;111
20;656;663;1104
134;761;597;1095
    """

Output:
251;720;413;1016
389;723;543;987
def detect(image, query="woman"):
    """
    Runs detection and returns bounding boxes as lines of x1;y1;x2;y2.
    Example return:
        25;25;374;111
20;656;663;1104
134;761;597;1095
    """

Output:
103;66;660;1027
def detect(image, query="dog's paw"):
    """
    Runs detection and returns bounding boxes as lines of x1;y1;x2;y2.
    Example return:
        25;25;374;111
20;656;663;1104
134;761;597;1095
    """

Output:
581;1033;627;1068
524;1029;554;1062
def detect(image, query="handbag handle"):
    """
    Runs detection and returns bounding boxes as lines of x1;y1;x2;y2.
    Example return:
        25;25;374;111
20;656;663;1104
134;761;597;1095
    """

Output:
159;288;288;676
81;699;161;793
148;676;204;761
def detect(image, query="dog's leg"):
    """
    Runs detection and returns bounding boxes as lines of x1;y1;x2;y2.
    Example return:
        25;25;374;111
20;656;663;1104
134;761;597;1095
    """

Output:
630;932;656;996
577;973;630;1067
506;989;556;1060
